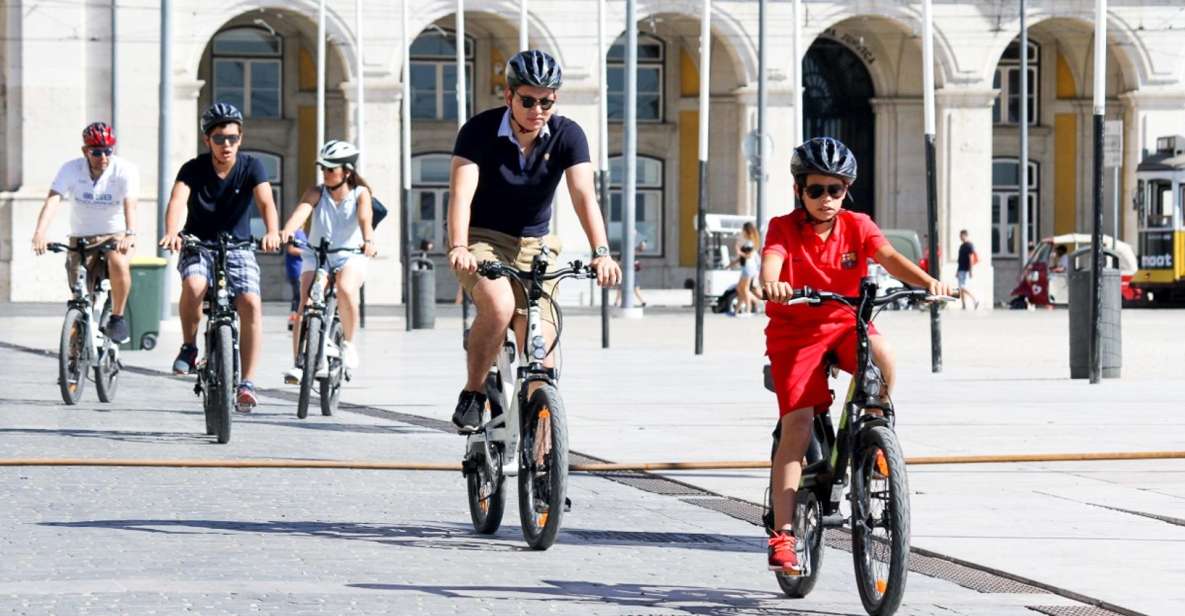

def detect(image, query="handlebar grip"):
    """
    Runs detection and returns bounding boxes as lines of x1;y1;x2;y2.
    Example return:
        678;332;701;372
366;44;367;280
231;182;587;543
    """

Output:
46;242;69;253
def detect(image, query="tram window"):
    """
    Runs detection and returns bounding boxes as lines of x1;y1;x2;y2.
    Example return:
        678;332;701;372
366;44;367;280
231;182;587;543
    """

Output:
1145;181;1174;228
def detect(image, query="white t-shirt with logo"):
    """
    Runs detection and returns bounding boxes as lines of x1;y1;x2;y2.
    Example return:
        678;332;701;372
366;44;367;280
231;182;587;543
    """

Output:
50;155;140;237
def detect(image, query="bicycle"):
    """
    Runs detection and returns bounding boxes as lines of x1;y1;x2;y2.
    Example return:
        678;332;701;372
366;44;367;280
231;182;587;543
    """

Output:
45;239;121;405
180;233;257;444
460;252;594;550
288;237;363;419
760;278;953;616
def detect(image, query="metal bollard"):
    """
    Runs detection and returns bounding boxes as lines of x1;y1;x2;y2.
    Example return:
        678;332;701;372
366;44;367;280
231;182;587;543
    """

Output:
410;257;436;329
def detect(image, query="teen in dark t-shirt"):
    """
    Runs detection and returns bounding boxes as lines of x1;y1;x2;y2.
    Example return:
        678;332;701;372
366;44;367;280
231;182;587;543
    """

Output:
176;152;269;241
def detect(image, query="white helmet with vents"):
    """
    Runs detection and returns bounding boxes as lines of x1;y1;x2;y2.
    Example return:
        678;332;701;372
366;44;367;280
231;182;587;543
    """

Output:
317;140;360;170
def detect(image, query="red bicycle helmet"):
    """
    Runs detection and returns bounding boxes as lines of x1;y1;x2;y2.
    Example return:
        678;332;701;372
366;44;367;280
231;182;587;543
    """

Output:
82;122;117;147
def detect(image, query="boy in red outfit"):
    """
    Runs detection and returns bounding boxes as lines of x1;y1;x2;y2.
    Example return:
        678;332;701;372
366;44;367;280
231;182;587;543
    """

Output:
760;138;952;573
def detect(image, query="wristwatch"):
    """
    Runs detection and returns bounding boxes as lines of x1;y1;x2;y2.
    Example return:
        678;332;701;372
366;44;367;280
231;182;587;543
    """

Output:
592;245;610;259
123;230;136;236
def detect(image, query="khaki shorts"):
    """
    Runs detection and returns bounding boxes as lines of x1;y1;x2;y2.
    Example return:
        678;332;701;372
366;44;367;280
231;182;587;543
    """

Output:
456;227;563;322
65;234;120;292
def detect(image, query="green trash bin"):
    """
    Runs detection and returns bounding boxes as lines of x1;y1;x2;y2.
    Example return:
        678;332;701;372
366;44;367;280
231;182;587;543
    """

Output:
120;256;168;351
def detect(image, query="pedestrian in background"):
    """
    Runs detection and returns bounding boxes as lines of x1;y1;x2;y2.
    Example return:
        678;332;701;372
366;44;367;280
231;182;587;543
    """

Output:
956;229;981;310
284;227;308;331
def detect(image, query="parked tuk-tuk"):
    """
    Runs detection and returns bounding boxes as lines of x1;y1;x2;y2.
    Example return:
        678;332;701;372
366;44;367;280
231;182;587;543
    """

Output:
1009;233;1139;308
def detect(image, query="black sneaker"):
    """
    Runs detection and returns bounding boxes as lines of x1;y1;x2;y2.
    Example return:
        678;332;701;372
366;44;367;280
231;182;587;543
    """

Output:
451;390;487;434
172;344;199;375
104;314;131;344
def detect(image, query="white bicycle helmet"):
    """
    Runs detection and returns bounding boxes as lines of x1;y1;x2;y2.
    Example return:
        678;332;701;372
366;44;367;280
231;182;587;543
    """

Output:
317;140;360;170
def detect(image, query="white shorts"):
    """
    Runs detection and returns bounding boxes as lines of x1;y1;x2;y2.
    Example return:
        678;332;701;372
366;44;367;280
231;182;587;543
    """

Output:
302;253;368;278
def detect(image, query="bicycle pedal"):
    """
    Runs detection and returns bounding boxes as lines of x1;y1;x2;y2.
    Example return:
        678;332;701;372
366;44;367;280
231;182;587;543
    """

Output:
822;512;845;528
564;497;572;512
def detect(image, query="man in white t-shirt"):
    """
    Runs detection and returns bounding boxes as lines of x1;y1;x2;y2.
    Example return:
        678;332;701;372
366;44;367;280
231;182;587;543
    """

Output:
32;122;140;344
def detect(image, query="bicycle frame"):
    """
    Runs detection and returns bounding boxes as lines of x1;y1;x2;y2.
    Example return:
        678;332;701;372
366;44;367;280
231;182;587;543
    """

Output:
185;234;250;395
291;238;362;374
56;241;116;362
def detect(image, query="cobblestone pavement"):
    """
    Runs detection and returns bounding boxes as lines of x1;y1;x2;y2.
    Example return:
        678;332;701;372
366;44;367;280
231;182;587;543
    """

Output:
0;344;1097;616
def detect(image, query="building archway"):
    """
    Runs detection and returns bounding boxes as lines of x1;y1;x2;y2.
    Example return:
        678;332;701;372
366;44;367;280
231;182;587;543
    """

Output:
802;38;876;218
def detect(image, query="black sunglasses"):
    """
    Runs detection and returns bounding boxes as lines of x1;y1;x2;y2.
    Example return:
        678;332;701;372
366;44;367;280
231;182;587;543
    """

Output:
210;134;241;146
88;148;113;158
803;183;848;200
515;92;556;111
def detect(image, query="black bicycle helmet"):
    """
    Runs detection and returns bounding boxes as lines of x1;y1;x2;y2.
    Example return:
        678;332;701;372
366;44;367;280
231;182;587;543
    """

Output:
201;102;244;135
506;50;563;90
790;137;858;183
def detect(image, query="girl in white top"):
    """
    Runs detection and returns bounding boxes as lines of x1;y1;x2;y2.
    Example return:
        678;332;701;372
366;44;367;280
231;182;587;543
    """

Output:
280;141;377;378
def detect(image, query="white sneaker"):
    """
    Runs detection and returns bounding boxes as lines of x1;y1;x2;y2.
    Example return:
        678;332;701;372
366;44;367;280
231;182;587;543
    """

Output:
341;340;359;372
283;366;302;385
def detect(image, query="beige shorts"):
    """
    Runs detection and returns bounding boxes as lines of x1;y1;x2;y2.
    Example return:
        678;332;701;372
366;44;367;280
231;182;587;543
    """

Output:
65;234;121;292
456;227;563;322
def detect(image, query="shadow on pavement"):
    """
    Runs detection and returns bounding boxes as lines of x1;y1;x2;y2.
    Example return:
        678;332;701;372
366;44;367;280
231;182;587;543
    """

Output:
0;427;208;444
39;519;764;554
349;580;848;616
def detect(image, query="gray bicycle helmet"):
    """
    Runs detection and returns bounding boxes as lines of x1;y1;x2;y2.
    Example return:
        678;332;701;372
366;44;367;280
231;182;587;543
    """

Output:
201;102;244;135
317;140;360;170
790;137;858;182
506;50;563;90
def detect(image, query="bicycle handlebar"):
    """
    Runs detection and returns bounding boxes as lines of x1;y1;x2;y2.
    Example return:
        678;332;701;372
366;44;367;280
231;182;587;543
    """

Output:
476;260;596;283
783;286;957;308
181;234;259;252
287;237;364;256
46;239;118;254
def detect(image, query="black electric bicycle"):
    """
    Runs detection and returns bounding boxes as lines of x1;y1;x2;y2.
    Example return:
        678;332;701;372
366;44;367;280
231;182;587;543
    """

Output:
461;252;594;550
46;239;121;404
181;233;257;444
289;237;363;419
761;278;953;616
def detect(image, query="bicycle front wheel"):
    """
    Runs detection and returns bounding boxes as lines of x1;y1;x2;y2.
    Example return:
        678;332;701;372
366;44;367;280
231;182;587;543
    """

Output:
517;384;569;550
319;319;344;416
211;324;236;444
297;315;322;420
58;308;89;405
850;425;910;616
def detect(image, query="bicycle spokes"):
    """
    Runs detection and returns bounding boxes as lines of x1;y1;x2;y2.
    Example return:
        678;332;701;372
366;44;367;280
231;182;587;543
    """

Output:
859;447;894;596
532;406;552;466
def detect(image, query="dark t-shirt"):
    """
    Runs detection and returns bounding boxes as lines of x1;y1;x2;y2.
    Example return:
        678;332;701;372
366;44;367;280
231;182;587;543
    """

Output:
957;241;976;272
453;107;591;237
176;153;268;240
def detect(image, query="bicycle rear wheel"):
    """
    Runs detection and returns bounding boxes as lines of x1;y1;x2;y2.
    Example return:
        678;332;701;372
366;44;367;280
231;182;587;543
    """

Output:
465;441;506;535
297;315;322;420
319;318;344;416
57;308;89;405
93;343;119;403
850;425;910;616
518;384;568;550
776;489;826;598
211;324;235;444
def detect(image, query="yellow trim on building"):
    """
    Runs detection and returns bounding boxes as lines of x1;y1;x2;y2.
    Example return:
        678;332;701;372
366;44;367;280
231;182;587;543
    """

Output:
681;49;698;98
1054;113;1077;235
679;111;699;267
1056;52;1075;99
299;48;317;91
298;106;317;194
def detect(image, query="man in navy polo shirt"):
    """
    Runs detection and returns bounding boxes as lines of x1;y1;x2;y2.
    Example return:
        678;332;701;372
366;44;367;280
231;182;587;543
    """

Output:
159;102;281;412
447;50;622;432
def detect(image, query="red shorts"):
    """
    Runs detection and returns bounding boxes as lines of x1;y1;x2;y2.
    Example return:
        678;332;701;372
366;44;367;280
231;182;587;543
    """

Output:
768;322;879;417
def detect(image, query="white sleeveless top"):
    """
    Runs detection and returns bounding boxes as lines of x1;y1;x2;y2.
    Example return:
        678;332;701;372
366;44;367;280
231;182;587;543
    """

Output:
309;185;364;249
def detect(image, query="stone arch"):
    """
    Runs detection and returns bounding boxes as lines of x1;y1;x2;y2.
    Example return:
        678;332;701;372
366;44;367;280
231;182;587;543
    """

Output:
631;0;756;86
406;0;564;68
807;10;958;91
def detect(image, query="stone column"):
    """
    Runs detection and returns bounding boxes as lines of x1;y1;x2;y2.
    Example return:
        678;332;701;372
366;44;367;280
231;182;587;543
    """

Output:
870;97;923;231
936;87;996;306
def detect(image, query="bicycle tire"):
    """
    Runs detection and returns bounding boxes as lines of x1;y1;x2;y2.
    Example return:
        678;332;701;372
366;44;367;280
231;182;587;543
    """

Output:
319;319;343;416
466;442;507;535
57;308;89;405
93;344;119;403
850;425;910;616
297;315;322;420
517;384;569;550
212;324;235;444
776;489;826;598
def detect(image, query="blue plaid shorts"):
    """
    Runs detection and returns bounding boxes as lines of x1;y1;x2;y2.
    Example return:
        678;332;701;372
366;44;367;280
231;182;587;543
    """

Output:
178;247;261;297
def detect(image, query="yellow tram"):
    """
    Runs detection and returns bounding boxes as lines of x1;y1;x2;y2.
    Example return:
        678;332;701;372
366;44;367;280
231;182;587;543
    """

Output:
1133;135;1185;303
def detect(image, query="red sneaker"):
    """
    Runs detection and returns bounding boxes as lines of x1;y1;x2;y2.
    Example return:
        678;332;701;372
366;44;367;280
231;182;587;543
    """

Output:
768;531;801;574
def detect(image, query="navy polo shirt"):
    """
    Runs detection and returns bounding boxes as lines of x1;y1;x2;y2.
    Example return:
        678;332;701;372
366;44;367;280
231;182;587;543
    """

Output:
176;152;269;241
453;106;591;238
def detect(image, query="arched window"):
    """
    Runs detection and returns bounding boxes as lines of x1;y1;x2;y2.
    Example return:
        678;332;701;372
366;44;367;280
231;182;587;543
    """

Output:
241;150;282;237
410;153;452;252
608;155;663;256
410;29;474;120
991;158;1039;256
607;33;664;122
212;27;283;118
993;39;1039;126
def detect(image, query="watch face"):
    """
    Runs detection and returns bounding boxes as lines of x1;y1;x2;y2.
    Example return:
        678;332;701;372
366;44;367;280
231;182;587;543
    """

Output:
595;246;609;257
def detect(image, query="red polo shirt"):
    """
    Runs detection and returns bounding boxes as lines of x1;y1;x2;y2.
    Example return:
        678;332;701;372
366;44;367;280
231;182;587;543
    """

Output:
763;208;888;355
